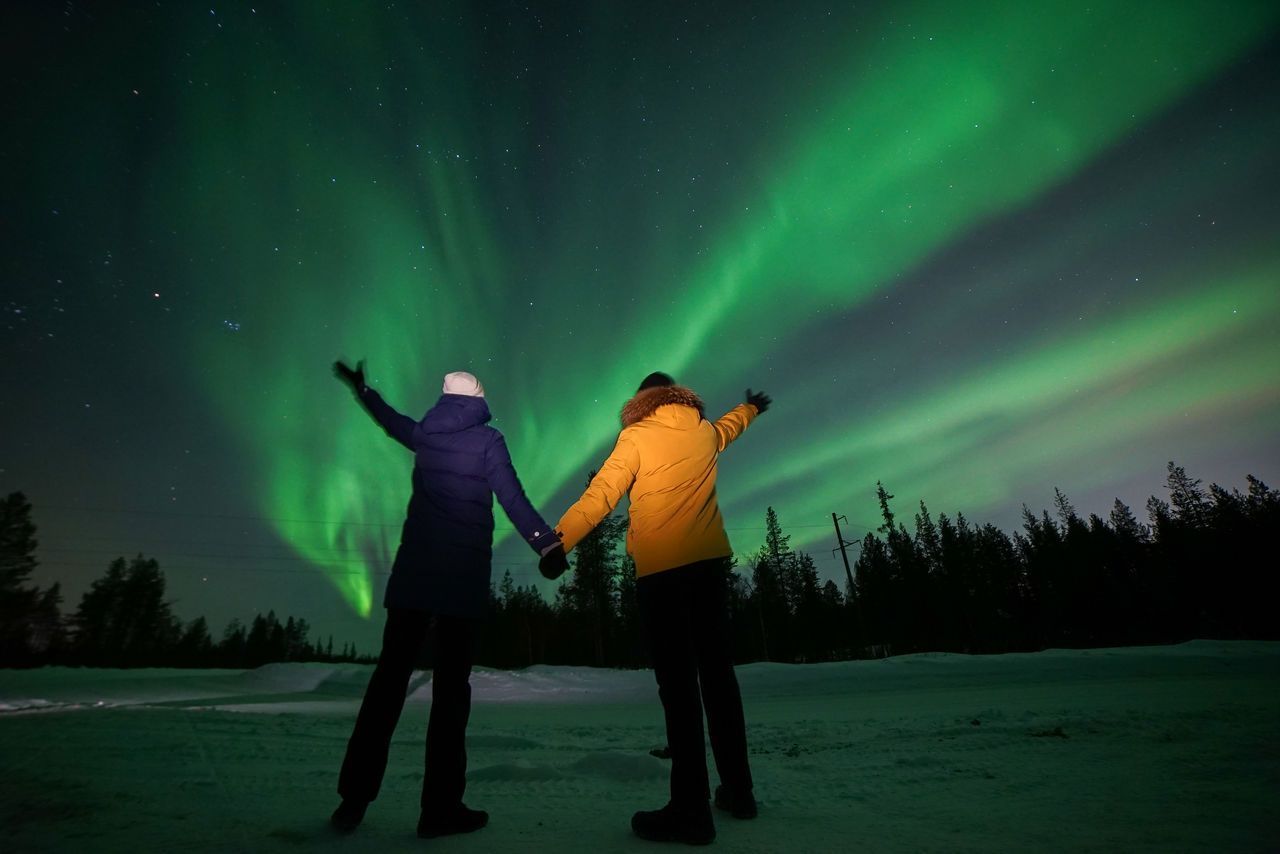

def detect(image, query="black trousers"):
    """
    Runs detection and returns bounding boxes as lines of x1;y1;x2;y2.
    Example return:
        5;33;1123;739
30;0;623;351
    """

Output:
337;608;474;812
637;559;753;807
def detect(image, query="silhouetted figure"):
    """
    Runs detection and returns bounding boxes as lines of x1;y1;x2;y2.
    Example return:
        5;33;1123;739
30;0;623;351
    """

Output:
330;362;561;839
544;372;769;844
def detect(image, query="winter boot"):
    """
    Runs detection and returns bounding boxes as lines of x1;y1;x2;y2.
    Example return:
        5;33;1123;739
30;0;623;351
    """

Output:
631;801;715;845
417;804;489;838
330;800;368;833
714;784;758;819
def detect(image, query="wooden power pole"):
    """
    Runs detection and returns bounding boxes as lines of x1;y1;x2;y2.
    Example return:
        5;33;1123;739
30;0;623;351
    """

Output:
832;513;865;655
831;513;857;594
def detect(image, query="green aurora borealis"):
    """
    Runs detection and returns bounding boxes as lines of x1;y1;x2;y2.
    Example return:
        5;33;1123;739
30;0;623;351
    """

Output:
4;1;1278;637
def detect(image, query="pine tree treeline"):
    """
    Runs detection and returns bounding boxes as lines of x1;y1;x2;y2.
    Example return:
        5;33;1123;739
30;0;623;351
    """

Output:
0;493;63;666
850;464;1280;657
3;462;1277;669
0;496;370;668
478;462;1279;665
70;552;359;667
478;475;644;669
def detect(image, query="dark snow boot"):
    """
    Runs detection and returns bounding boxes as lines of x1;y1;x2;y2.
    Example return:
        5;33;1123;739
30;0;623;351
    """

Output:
714;784;758;820
417;804;489;838
631;801;715;845
330;800;368;834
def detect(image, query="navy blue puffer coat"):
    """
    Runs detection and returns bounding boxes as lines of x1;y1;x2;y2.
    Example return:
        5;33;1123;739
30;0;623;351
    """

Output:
357;386;558;616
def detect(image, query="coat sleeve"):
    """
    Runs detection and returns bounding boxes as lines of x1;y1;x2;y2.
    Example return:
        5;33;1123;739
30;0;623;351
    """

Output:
485;432;560;554
357;386;416;451
710;403;758;452
556;431;640;553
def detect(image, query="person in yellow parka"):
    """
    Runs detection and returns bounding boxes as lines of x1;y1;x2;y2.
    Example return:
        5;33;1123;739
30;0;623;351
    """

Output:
539;371;771;845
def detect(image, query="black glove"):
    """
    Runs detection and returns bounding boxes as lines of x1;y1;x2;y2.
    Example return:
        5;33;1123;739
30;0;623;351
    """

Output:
746;388;771;414
333;359;366;391
539;544;570;580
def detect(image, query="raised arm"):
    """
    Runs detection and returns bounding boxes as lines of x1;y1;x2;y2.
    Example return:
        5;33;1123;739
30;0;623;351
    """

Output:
333;359;416;450
556;432;640;552
711;389;770;451
484;433;560;555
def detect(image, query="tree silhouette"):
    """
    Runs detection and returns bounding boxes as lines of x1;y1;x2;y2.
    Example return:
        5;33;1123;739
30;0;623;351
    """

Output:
553;471;629;666
177;616;214;666
72;555;178;666
749;507;793;661
0;492;58;664
6;461;1276;671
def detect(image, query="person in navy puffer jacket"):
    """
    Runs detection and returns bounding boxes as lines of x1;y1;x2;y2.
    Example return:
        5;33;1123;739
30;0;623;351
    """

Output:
329;360;565;839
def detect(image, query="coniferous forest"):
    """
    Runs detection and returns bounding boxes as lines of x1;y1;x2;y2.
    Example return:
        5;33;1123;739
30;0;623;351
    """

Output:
2;462;1276;670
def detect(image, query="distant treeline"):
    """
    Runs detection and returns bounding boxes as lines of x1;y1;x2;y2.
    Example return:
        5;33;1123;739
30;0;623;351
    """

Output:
0;493;371;668
480;461;1280;667
2;462;1276;670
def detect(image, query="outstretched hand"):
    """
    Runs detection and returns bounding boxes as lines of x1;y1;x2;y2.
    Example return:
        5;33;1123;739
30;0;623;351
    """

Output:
333;359;366;391
746;388;771;414
539;544;570;581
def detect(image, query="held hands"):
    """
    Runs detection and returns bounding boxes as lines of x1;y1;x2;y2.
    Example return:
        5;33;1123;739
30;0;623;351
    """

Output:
333;359;366;391
539;543;570;580
746;388;771;414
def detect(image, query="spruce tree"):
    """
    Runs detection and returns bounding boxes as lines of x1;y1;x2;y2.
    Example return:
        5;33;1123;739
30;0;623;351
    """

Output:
27;582;66;661
73;555;177;666
751;507;793;660
1166;461;1211;529
853;532;892;656
1109;499;1149;544
555;506;626;666
0;492;38;600
220;618;247;666
0;492;41;663
177;617;214;665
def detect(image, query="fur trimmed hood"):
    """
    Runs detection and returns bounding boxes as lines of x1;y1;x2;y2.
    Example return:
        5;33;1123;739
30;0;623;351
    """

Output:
620;384;705;427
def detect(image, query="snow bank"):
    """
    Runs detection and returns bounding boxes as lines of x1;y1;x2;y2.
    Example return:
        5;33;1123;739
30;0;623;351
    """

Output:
2;640;1275;713
0;641;1276;852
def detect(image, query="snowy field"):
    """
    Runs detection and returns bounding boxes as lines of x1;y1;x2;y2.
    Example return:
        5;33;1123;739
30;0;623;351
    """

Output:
1;641;1277;853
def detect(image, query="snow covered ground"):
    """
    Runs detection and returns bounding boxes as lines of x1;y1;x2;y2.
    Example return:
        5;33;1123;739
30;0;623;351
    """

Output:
1;641;1277;852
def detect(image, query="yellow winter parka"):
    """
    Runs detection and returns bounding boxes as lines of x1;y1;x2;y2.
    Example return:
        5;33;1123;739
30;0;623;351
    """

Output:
556;385;758;577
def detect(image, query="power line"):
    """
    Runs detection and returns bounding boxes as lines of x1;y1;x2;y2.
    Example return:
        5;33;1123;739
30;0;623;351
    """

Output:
38;504;407;529
37;502;860;531
35;560;552;581
39;547;387;564
35;539;859;573
36;533;580;556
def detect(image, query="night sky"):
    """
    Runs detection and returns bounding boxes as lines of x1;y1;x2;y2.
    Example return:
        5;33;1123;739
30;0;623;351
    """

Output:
3;1;1278;651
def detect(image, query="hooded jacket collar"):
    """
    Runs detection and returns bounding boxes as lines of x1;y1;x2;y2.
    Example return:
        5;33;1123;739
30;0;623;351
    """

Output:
419;394;492;434
621;384;705;427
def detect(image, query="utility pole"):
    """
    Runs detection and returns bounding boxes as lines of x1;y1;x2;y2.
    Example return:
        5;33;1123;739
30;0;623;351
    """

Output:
831;513;857;594
832;513;865;656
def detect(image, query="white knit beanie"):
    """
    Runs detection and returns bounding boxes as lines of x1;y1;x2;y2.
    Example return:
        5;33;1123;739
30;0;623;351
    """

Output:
442;371;485;397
